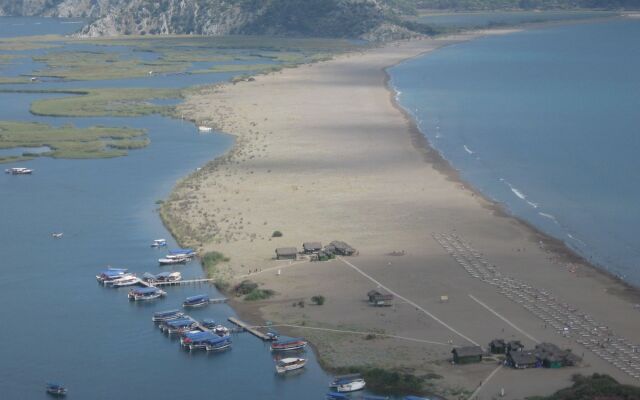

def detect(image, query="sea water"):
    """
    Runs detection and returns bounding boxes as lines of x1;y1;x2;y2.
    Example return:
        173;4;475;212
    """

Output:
391;18;640;284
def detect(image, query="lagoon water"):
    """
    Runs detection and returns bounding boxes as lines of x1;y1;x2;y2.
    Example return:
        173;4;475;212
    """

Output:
0;18;333;399
391;18;640;285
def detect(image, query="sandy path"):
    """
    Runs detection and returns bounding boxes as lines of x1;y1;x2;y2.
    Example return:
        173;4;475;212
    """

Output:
164;33;640;399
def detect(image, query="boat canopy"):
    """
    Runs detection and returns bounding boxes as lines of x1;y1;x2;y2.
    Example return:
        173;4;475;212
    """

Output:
206;335;231;345
274;336;305;345
170;248;195;255
100;270;126;277
46;383;64;389
165;318;195;327
332;373;363;385
154;309;181;317
132;287;159;294
184;331;218;341
143;272;156;280
185;294;209;302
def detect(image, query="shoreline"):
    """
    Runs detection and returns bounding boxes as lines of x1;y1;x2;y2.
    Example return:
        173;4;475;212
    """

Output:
163;21;640;399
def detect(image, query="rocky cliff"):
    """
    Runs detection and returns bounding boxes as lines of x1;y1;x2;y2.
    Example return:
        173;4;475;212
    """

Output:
0;0;419;40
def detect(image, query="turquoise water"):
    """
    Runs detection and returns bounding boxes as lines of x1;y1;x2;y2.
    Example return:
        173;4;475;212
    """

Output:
0;19;339;399
391;18;640;284
415;10;615;29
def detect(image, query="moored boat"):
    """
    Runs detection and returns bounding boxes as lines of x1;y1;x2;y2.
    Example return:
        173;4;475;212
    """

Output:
198;126;212;133
270;337;307;352
110;275;139;287
182;294;209;308
330;373;366;393
6;167;33;175
152;309;184;322
128;287;165;301
151;238;167;247
275;357;306;374
45;382;67;396
158;254;189;265
181;330;220;350
161;318;198;334
96;268;129;284
205;336;232;352
169;248;197;258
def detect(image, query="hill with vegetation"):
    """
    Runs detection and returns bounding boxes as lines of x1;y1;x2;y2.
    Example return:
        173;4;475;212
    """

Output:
528;374;640;400
414;0;639;11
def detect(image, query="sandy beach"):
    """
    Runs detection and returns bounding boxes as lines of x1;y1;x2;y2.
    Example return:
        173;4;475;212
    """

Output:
163;31;640;399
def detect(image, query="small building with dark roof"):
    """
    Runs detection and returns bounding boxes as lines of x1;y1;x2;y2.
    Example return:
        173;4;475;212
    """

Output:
535;342;580;368
275;247;298;260
451;346;483;364
367;290;394;306
507;350;540;369
489;339;506;354
302;242;322;254
329;240;357;256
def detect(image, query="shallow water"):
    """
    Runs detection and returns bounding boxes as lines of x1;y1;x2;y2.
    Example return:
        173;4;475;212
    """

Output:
0;17;337;399
391;18;640;285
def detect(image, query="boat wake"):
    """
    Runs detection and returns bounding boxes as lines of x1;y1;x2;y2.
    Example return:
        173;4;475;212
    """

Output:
463;145;474;155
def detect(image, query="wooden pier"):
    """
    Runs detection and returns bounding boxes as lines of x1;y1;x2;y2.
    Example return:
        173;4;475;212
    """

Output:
155;278;215;286
228;317;272;341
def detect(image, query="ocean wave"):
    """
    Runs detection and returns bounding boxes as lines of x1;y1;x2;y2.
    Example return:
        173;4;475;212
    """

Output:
463;145;474;154
502;180;538;208
538;212;558;223
61;21;84;24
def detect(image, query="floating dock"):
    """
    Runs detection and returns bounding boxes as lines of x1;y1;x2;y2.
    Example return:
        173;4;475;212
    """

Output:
228;317;271;340
155;278;215;286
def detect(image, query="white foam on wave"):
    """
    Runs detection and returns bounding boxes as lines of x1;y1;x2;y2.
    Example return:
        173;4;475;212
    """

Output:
61;21;84;24
567;233;586;246
463;145;474;155
538;212;558;223
502;180;538;208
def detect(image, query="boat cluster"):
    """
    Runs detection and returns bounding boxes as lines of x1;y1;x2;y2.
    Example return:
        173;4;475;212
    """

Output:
270;336;309;374
154;310;232;352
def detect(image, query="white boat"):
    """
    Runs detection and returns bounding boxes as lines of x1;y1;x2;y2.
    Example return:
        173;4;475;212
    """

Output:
103;273;136;286
151;239;167;247
158;254;189;265
111;276;140;287
330;374;366;393
51;233;63;239
198;126;212;133
128;287;165;301
5;167;33;175
275;357;306;374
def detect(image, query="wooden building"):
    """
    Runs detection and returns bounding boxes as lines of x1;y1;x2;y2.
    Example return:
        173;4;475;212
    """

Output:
275;247;298;260
507;350;540;369
326;240;357;256
302;242;322;254
367;290;394;307
451;346;483;364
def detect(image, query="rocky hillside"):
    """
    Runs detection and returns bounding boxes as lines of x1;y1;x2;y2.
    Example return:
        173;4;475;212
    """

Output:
0;0;420;40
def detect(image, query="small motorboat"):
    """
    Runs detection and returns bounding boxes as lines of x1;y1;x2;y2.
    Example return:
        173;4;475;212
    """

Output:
270;337;307;352
152;309;184;322
5;167;33;175
182;294;209;308
46;382;67;396
156;271;182;282
330;373;366;393
265;329;280;341
200;320;230;337
51;233;63;239
198;126;212;133
128;287;165;301
205;336;232;352
275;357;306;374
151;238;167;247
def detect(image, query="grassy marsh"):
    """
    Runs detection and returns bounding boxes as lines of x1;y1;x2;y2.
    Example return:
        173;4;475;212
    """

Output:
0;121;147;162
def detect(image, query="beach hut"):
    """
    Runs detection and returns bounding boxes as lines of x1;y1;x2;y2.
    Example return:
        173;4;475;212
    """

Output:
507;351;539;369
275;247;298;260
367;290;394;307
535;342;580;368
302;242;322;254
489;339;506;354
451;346;483;364
329;240;357;256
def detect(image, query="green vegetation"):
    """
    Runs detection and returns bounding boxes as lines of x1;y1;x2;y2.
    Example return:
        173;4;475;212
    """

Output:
192;63;283;74
244;288;275;301
0;121;146;163
272;230;283;237
528;374;640;400
0;77;33;84
311;295;326;305
332;366;431;396
27;88;181;117
201;251;230;276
